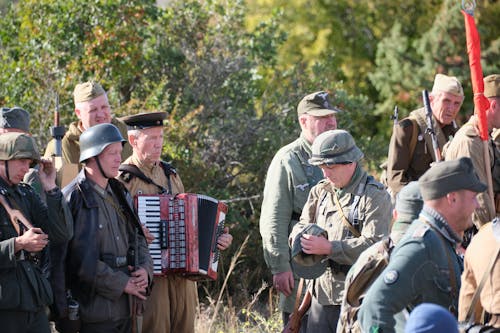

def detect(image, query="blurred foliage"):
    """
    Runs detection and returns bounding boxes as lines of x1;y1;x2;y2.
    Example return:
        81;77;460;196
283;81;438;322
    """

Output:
0;0;499;319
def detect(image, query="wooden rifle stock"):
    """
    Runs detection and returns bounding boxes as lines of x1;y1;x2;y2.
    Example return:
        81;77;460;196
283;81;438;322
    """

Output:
282;278;312;333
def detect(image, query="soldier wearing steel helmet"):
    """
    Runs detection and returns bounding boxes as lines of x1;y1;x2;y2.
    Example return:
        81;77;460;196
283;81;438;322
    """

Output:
60;123;152;332
0;132;68;333
289;129;392;332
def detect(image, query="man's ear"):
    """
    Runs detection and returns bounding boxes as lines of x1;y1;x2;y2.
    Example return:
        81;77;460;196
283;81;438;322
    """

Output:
74;107;81;120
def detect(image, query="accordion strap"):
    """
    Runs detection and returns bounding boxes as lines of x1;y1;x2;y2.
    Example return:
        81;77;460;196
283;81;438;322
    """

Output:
119;163;172;194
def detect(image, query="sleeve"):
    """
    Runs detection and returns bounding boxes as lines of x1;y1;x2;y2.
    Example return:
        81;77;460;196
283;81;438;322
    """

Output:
259;155;295;274
137;232;154;282
92;260;129;300
28;187;69;243
358;240;433;333
458;253;482;323
0;238;17;268
330;188;392;265
387;120;416;194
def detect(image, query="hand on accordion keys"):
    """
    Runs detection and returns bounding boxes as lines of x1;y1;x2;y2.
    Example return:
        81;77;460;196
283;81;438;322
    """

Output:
140;225;155;245
216;227;233;251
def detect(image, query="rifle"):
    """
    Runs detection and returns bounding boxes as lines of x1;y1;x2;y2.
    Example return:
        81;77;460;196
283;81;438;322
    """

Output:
51;94;66;158
422;90;443;162
131;227;144;333
391;105;399;127
282;278;311;333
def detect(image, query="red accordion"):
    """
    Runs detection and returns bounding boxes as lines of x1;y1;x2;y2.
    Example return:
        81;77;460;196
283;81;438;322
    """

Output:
135;193;227;281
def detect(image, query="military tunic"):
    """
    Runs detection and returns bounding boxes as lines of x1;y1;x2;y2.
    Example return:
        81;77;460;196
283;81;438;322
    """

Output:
63;170;152;326
458;222;500;326
0;177;68;331
259;134;325;313
386;108;457;194
44;117;132;184
358;206;463;333
289;165;392;306
119;154;197;333
444;116;500;227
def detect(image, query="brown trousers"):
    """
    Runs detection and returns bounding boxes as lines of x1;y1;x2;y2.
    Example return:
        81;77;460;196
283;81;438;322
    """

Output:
141;275;198;333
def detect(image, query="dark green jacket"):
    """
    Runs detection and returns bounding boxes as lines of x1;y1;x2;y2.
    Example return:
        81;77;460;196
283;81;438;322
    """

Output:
0;177;68;311
358;206;463;333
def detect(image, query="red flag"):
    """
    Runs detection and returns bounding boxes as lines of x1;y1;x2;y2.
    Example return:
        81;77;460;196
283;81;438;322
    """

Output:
462;10;490;141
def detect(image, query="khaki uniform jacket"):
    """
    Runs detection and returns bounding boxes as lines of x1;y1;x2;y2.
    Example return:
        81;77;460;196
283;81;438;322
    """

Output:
259;134;324;312
459;222;500;324
44;117;133;182
444;117;499;227
118;155;198;333
386;108;457;194
289;166;391;305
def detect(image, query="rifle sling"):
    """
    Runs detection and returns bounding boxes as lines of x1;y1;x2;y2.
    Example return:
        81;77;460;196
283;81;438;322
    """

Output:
333;191;362;238
119;163;172;194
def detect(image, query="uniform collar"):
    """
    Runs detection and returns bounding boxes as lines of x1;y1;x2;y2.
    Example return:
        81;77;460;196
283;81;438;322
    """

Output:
129;154;161;173
334;163;365;197
299;133;313;156
0;175;22;196
421;205;462;243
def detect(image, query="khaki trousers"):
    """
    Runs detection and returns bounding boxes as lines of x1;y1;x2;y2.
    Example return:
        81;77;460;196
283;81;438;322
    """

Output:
141;275;198;333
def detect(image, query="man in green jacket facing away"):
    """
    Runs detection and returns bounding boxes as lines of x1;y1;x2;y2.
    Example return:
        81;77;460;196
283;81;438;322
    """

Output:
358;157;486;332
260;91;340;329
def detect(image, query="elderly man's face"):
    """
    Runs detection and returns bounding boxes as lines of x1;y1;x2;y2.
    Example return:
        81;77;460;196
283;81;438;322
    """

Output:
75;94;112;130
300;114;337;144
430;91;463;126
130;126;164;165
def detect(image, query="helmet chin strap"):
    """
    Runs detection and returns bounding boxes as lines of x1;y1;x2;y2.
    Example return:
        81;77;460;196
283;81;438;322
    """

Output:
4;160;11;184
95;156;110;179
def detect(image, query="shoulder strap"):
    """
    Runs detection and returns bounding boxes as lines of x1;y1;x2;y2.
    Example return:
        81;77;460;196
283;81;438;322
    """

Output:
119;164;169;194
333;191;361;238
159;162;174;194
463;245;500;325
420;218;459;315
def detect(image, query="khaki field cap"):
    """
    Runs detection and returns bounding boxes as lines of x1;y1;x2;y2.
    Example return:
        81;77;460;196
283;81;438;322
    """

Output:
418;157;487;201
0;107;30;132
120;111;167;130
297;91;342;117
308;129;363;166
431;73;464;97
0;132;40;162
484;74;500;98
291;224;329;279
73;81;106;103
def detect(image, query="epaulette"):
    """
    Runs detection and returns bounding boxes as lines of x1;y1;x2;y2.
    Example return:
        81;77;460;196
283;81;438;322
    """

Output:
399;118;414;129
411;224;430;239
366;175;385;190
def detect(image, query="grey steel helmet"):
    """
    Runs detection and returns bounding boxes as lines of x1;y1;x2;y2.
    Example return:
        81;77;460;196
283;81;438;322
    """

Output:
308;129;363;166
0;132;40;162
79;123;126;163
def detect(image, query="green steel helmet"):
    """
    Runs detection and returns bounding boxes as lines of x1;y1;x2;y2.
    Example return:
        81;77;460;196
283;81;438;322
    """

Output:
308;129;363;166
0;132;40;162
79;123;126;163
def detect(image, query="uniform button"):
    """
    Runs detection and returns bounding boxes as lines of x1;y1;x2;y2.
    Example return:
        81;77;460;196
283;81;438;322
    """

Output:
99;224;103;229
116;236;120;240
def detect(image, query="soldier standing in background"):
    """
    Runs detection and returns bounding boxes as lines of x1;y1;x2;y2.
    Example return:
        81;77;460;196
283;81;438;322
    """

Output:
259;91;340;330
386;74;464;197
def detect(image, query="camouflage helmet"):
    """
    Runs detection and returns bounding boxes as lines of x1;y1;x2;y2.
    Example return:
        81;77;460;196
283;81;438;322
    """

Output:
79;123;126;163
309;129;363;166
0;132;40;162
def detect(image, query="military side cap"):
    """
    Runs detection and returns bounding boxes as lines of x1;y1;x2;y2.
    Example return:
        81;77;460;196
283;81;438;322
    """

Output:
404;303;458;333
290;224;328;279
0;107;30;132
297;91;342;117
431;73;464;97
73;81;106;103
309;129;363;166
419;157;487;200
120;112;167;130
484;74;500;98
395;181;423;219
0;132;40;162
